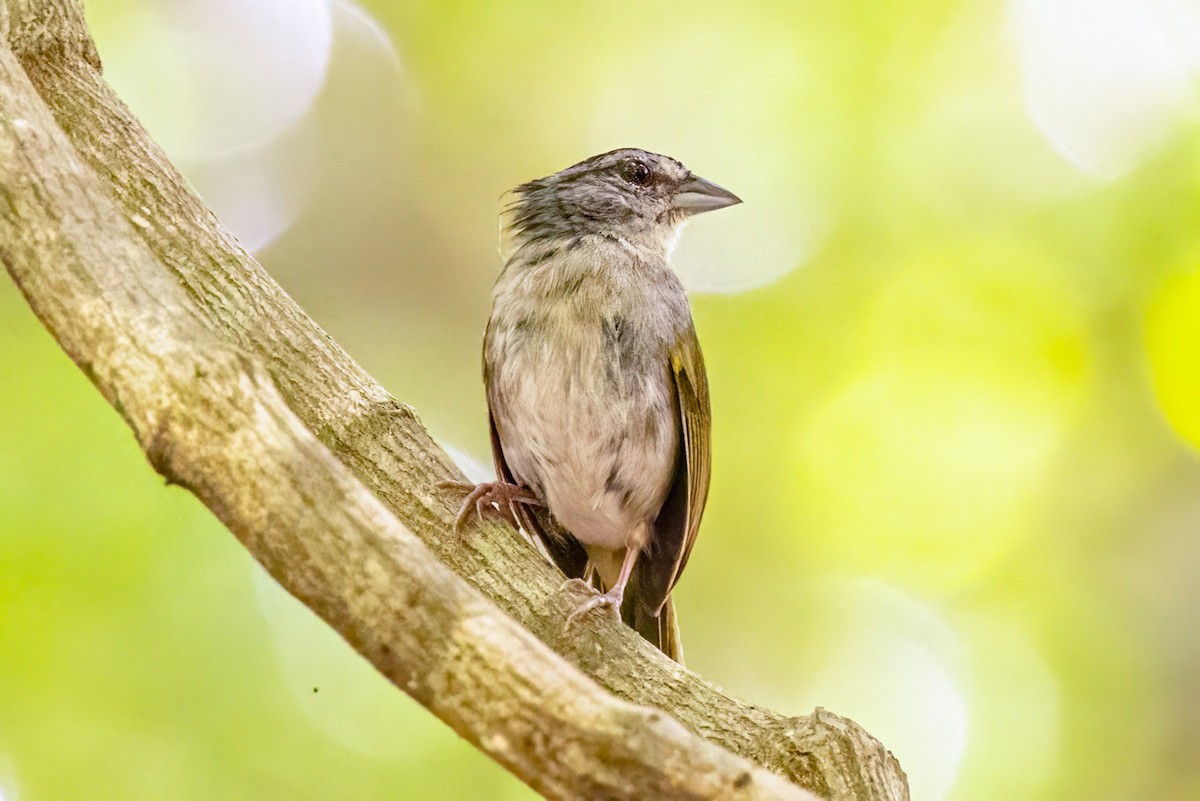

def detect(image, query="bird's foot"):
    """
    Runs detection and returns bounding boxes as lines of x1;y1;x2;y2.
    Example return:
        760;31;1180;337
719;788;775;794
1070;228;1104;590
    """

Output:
438;479;542;532
561;579;624;631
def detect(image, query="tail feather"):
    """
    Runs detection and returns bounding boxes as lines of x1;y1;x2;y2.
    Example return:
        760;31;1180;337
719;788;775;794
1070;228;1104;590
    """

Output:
624;593;685;665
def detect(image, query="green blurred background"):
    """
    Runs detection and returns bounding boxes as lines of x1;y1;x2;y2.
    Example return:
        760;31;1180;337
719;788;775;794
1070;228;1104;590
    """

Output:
4;0;1200;799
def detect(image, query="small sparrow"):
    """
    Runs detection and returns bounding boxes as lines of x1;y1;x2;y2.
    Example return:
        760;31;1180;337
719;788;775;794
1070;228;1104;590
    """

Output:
444;148;740;662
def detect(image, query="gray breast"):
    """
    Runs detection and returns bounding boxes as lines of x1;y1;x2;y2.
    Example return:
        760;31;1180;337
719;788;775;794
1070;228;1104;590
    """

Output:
484;241;686;551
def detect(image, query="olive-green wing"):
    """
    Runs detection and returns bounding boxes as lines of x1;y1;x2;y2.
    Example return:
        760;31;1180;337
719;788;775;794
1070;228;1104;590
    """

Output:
636;324;711;617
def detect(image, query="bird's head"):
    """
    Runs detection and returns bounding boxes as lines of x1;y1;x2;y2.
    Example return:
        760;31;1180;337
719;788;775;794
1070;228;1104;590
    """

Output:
501;148;741;258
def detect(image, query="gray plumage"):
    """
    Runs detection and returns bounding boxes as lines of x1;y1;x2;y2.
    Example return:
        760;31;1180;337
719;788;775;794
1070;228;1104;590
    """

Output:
488;232;688;552
456;148;739;661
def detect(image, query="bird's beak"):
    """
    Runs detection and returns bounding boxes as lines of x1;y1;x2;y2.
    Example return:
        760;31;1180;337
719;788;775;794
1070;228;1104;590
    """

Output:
672;174;742;215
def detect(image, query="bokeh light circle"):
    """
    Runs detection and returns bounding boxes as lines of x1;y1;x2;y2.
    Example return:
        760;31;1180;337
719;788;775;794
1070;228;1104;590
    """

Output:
786;578;969;801
790;241;1090;591
1012;0;1200;178
184;137;307;254
95;0;410;254
954;612;1061;800
0;756;16;801
101;0;334;161
588;29;829;294
1146;265;1200;450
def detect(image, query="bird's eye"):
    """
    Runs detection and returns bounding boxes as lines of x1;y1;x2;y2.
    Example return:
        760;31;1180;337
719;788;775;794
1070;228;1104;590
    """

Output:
622;160;651;186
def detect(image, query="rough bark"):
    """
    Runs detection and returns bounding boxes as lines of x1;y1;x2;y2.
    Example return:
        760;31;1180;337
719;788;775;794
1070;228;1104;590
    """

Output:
0;2;909;800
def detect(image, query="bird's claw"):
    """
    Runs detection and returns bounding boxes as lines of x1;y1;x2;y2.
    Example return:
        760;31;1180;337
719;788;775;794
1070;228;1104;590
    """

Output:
437;479;542;533
562;581;624;632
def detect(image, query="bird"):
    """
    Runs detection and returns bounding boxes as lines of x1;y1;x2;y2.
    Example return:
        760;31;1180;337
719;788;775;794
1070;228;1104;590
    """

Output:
442;148;740;662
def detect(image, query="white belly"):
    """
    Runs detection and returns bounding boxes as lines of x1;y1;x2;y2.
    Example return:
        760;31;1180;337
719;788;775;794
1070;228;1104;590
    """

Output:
484;236;692;552
488;321;678;551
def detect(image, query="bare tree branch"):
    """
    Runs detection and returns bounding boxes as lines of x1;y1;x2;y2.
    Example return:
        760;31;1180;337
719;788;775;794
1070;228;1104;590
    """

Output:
0;2;908;799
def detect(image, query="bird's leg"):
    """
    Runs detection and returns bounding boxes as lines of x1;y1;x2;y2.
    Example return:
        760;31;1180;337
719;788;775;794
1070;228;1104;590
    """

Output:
564;544;640;630
438;479;543;532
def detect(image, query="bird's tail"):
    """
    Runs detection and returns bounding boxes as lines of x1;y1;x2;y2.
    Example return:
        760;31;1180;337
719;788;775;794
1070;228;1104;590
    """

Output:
624;593;685;665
